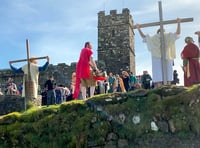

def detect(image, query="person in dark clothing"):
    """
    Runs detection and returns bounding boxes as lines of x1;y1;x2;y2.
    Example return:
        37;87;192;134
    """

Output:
171;70;179;85
44;75;56;106
121;71;130;92
41;90;47;105
141;71;152;89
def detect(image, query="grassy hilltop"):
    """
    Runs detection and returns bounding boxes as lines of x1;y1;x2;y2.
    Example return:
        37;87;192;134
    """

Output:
0;85;200;147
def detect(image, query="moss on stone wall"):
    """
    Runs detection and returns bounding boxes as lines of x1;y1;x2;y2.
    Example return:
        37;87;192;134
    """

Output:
0;85;200;147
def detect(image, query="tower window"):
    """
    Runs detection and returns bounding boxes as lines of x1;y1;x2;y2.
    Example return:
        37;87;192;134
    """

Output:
112;30;115;37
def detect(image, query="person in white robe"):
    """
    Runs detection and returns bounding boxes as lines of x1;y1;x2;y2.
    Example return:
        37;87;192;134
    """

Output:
10;56;49;99
136;18;181;88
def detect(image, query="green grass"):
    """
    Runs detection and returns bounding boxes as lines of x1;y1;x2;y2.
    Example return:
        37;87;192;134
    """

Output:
1;85;200;147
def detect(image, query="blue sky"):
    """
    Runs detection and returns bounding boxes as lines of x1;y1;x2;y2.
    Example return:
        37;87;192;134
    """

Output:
0;0;199;85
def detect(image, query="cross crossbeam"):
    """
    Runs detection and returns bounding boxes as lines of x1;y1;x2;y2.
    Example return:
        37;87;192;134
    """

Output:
133;18;193;29
9;56;48;63
134;1;193;85
9;39;48;109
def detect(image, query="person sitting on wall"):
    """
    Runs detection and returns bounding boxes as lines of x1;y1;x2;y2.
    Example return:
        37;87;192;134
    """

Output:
5;77;18;95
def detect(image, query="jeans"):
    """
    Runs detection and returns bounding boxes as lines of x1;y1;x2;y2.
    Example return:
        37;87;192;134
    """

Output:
46;90;56;105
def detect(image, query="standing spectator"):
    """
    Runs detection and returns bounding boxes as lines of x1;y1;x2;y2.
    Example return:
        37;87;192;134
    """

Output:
17;82;23;96
9;56;49;98
73;42;99;100
113;74;126;92
121;71;130;92
107;72;115;93
141;71;152;89
70;72;76;95
104;79;109;94
181;36;200;87
55;84;71;103
129;72;137;91
136;18;181;88
55;85;62;104
95;71;107;94
66;72;76;100
171;70;179;85
136;75;142;89
41;89;47;105
44;75;56;106
62;86;71;102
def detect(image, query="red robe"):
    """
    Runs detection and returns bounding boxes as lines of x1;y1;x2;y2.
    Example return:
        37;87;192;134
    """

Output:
181;43;200;87
73;47;92;99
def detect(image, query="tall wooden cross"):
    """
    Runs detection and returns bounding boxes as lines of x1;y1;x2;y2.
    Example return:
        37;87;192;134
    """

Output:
134;1;193;85
10;39;48;109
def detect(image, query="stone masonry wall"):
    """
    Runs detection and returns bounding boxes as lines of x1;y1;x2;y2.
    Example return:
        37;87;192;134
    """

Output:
0;95;25;116
0;8;136;115
0;63;77;93
98;8;135;75
0;63;76;116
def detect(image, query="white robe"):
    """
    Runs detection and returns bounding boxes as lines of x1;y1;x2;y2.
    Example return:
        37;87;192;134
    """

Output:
144;32;179;82
22;63;39;98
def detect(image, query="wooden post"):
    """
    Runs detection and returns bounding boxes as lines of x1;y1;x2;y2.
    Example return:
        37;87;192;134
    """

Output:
158;1;167;85
25;39;32;110
9;39;48;109
134;1;193;85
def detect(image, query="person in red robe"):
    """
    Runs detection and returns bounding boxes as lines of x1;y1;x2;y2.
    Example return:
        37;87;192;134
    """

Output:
73;42;99;100
181;36;200;87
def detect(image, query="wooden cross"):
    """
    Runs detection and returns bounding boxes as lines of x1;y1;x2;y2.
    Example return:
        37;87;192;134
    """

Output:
10;39;48;108
134;1;193;85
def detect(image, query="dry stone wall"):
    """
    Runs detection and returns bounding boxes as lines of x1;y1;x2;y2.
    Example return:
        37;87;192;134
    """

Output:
0;95;25;116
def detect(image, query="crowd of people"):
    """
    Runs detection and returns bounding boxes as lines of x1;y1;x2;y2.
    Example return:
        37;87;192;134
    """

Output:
41;75;71;106
1;26;199;105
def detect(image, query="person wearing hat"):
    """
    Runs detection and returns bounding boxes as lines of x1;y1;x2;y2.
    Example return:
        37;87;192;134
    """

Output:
181;36;200;87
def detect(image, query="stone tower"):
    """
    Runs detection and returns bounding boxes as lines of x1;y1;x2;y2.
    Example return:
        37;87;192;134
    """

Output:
97;8;135;75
